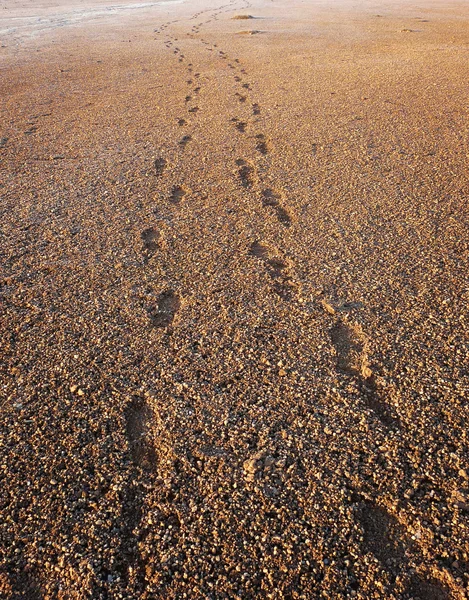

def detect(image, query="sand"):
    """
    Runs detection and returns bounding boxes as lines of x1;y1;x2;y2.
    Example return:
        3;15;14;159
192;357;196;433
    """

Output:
1;0;469;598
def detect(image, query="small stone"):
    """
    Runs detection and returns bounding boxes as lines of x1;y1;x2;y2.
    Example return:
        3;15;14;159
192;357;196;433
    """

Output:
320;300;335;315
77;389;85;396
361;366;373;379
70;385;78;393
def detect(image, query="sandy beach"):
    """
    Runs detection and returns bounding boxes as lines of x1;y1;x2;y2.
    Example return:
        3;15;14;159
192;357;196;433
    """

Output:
1;0;469;598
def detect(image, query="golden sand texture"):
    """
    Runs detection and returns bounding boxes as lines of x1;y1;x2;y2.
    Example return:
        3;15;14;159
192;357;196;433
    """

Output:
1;0;469;598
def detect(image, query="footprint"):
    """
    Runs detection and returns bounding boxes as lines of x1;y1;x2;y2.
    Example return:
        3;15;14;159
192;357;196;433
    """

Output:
261;189;292;227
361;377;398;427
177;118;187;126
329;322;397;426
185;95;192;102
242;83;251;90
154;157;167;176
236;159;255;188
234;120;247;133
149;290;180;328
249;241;298;301
124;397;157;470
255;134;270;155
329;322;368;377
403;574;450;600
169;185;186;205
188;106;199;113
141;227;159;260
193;86;201;94
235;93;247;103
356;501;407;565
252;103;261;115
179;135;192;148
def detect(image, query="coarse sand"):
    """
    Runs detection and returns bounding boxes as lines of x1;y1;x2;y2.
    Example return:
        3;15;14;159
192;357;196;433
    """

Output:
1;0;469;598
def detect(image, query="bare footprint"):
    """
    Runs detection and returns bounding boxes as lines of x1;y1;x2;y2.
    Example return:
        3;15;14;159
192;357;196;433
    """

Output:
252;103;261;115
154;157;167;176
403;574;450;600
177;118;187;126
249;241;298;301
169;185;187;205
261;189;292;227
234;120;247;133
330;322;367;376
188;106;199;113
179;135;192;148
356;501;408;565
235;93;247;103
255;134;270;155
141;227;159;260
125;397;157;470
236;159;255;188
329;322;397;426
149;290;180;328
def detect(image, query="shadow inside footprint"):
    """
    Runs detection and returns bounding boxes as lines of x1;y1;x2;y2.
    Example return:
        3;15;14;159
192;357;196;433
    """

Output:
169;185;186;205
125;397;157;470
249;241;298;301
235;121;247;133
255;134;269;155
154;157;167;176
261;189;292;227
356;501;408;566
403;574;450;600
237;159;255;188
179;135;192;148
141;227;159;260
330;322;365;376
361;376;399;428
149;290;180;328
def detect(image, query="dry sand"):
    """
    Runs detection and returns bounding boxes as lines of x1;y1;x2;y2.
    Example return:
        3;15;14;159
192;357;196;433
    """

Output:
1;0;469;598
